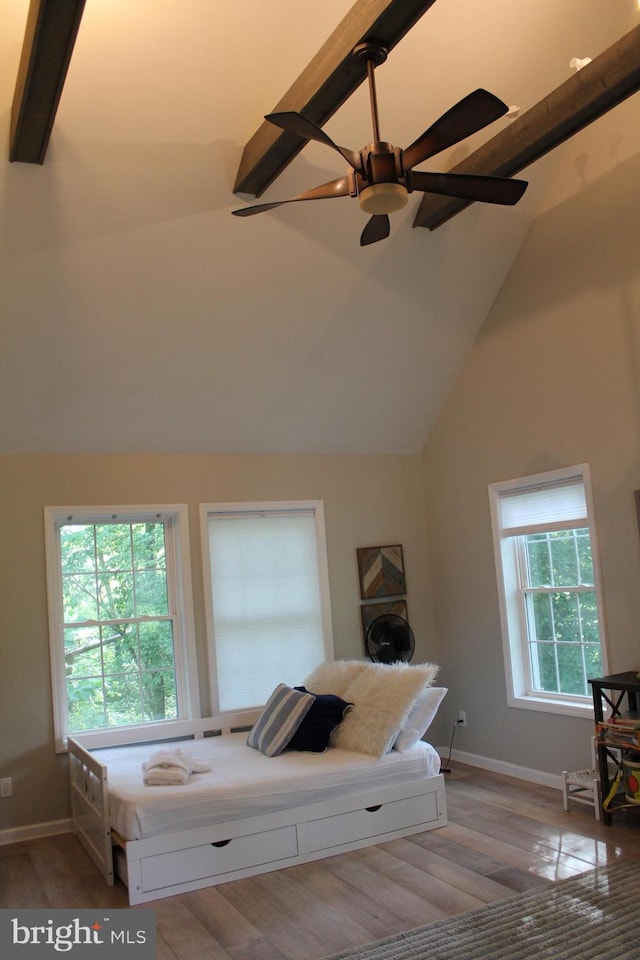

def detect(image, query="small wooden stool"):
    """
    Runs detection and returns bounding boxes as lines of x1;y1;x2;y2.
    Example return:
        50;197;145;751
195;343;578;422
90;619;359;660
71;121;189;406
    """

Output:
562;767;601;820
562;737;601;820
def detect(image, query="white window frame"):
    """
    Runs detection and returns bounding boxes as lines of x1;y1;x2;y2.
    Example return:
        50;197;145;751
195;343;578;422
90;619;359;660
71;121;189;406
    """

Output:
200;500;334;714
488;464;609;718
45;504;200;752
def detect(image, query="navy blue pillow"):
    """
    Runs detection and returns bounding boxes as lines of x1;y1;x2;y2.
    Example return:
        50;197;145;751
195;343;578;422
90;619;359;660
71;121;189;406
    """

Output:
287;686;352;753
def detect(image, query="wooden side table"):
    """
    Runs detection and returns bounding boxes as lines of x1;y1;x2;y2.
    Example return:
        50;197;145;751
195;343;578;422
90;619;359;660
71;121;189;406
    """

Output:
589;671;640;825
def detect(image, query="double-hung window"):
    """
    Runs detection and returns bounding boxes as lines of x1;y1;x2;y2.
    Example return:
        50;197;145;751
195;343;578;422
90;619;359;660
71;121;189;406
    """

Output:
489;464;608;717
201;501;334;712
45;505;199;751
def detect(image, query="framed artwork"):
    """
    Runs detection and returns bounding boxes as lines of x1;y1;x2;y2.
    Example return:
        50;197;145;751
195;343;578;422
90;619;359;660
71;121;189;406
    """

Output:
360;599;408;639
357;544;406;600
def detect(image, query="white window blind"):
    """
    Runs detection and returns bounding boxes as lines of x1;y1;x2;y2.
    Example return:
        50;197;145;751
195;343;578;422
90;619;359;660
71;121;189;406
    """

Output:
206;508;329;711
499;477;588;536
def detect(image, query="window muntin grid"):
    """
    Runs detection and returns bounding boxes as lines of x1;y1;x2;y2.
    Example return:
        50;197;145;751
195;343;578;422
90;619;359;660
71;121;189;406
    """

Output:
516;528;602;699
60;520;178;732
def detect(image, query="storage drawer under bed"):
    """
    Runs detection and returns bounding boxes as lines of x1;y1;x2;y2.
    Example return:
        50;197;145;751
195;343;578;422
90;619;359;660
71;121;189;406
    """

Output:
139;824;298;892
306;789;439;852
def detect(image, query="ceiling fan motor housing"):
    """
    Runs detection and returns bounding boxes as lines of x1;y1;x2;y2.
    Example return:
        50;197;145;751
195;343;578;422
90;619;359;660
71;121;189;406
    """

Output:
357;143;408;214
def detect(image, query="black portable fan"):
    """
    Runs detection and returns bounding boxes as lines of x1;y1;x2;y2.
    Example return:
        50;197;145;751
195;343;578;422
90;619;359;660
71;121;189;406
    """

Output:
366;614;415;664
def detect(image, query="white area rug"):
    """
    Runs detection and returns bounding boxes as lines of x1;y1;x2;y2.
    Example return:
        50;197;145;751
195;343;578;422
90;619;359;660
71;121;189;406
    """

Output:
321;859;638;960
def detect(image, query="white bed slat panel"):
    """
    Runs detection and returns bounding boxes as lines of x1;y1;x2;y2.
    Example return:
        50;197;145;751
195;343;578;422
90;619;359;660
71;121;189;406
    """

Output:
68;739;114;885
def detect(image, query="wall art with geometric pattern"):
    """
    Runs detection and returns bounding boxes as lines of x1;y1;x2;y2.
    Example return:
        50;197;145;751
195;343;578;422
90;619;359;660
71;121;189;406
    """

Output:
356;544;406;600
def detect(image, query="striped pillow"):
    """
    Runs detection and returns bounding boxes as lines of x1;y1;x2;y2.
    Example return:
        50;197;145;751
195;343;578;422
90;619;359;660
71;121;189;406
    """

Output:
247;684;316;757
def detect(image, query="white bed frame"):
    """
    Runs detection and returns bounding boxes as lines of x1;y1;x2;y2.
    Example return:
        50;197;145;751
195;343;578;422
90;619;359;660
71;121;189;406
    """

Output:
68;713;447;905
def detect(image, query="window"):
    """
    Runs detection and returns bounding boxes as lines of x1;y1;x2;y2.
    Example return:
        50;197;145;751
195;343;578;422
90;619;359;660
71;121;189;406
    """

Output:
489;464;608;717
201;501;334;712
45;505;199;751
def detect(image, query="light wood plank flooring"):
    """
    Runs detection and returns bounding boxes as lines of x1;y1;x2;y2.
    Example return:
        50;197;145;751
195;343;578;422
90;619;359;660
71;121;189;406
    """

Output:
2;762;640;960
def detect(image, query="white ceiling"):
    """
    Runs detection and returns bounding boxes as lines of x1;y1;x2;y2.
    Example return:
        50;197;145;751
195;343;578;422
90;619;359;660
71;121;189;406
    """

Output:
1;0;638;455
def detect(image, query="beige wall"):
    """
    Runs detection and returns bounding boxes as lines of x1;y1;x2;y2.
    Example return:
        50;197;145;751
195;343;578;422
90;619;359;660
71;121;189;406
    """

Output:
422;125;640;774
0;452;435;832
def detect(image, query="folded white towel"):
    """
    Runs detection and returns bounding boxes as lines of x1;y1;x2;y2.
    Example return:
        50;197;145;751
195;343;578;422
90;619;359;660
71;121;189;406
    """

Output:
143;748;192;776
143;766;191;786
141;747;211;786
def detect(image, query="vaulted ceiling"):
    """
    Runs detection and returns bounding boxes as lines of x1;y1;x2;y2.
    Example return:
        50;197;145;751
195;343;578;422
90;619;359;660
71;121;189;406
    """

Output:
1;0;638;455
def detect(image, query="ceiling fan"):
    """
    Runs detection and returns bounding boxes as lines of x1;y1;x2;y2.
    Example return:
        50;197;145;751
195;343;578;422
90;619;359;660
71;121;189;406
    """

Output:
232;42;528;247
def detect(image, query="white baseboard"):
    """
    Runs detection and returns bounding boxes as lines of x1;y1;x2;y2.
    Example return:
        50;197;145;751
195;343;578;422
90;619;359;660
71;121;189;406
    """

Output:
437;746;563;791
0;818;72;847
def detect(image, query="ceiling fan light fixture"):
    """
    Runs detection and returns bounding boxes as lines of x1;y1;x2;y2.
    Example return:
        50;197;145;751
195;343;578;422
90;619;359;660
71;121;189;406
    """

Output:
358;182;408;215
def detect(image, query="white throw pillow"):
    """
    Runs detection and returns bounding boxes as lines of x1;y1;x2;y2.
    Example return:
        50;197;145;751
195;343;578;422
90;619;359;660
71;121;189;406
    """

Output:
394;686;448;752
330;661;439;759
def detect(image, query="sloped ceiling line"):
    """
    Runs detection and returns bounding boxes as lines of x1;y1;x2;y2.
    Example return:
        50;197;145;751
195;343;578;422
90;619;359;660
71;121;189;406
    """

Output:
414;22;640;230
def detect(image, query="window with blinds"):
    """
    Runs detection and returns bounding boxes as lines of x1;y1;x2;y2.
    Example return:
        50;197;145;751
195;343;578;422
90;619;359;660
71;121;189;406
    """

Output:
200;501;334;712
489;465;608;717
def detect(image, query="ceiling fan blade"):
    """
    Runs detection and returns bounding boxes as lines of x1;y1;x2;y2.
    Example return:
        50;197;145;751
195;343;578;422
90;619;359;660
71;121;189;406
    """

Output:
266;111;362;172
360;214;390;247
410;171;528;205
232;176;351;217
402;89;508;171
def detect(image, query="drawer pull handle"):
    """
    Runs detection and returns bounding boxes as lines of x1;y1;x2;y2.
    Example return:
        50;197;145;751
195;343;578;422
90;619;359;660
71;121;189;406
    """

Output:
366;805;382;813
211;839;232;848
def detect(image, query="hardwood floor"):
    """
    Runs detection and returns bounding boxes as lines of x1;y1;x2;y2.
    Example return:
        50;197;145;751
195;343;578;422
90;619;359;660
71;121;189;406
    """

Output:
3;762;640;960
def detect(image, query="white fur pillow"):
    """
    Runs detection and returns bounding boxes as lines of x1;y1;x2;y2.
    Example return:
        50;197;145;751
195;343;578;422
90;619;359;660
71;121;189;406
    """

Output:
394;686;447;752
303;660;369;698
324;661;439;759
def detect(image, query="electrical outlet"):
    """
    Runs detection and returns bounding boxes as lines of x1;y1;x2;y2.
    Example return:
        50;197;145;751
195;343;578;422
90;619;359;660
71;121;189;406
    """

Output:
0;778;12;798
458;710;467;727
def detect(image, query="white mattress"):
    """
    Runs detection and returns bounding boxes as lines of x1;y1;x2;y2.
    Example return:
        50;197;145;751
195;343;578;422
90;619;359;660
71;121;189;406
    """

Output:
93;733;440;841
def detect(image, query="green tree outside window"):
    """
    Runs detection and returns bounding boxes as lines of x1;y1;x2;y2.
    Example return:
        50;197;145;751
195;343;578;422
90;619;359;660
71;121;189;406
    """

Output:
60;521;178;732
522;529;602;698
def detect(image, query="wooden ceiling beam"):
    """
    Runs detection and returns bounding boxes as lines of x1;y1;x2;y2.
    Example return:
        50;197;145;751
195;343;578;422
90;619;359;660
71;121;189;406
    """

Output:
413;23;640;230
10;0;86;164
233;0;439;197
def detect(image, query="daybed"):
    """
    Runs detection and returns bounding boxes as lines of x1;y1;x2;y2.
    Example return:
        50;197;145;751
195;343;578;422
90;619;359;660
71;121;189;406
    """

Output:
68;662;448;905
